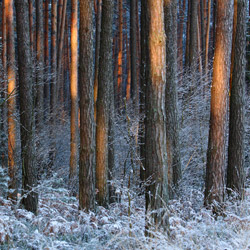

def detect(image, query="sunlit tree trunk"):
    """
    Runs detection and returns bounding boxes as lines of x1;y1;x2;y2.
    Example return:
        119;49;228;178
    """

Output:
36;0;44;128
1;0;7;169
69;0;78;190
145;0;168;229
5;0;17;203
164;0;182;198
15;0;38;214
227;0;246;198
79;0;95;211
204;0;234;212
96;0;114;207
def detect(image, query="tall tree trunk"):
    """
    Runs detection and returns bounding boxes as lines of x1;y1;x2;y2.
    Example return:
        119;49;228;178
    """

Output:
44;0;50;118
130;0;138;108
57;0;67;105
1;0;7;169
69;0;78;191
28;0;34;53
49;0;58;169
79;0;95;211
205;0;211;75
96;0;114;207
145;0;168;229
164;0;182;198
94;0;102;121
36;0;44;129
6;0;17;203
117;0;123;110
200;0;205;65
15;0;38;214
185;0;190;68
189;0;198;69
204;0;234;212
227;0;246;198
177;0;186;71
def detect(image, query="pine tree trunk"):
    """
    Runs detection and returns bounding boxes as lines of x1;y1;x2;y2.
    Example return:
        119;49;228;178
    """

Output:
28;0;34;53
145;0;168;229
79;0;95;211
96;0;114;207
205;0;211;75
15;0;38;214
36;0;44;129
227;0;246;198
6;0;17;203
204;0;234;211
164;0;182;198
69;0;78;191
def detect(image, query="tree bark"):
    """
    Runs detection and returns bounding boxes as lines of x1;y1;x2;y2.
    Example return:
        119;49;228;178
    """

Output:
36;0;44;128
164;0;182;198
15;0;38;214
79;0;95;211
5;0;17;203
96;0;114;207
204;0;234;211
69;0;78;190
145;0;168;229
205;0;211;75
227;0;246;198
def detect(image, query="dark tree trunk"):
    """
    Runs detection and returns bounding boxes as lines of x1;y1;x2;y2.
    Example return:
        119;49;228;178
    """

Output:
164;0;182;198
96;0;114;207
79;0;95;211
227;0;246;198
15;0;38;214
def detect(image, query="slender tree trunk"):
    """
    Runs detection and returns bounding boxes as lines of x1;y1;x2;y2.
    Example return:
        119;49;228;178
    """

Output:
130;0;138;108
94;0;102;121
44;0;50;118
164;0;182;198
126;40;131;101
28;0;34;53
205;0;211;75
145;0;168;229
200;0;205;66
57;0;63;43
15;0;38;214
96;0;114;207
227;0;246;198
204;0;234;212
177;0;186;71
57;0;67;105
1;0;7;169
36;0;44;129
69;0;78;191
185;0;190;68
79;0;95;211
6;0;17;203
117;0;123;110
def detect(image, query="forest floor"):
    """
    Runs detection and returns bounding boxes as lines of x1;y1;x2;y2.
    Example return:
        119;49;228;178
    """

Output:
0;76;249;249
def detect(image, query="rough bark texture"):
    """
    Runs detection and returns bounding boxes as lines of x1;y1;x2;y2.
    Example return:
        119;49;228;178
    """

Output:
79;0;95;211
28;0;34;52
6;0;17;202
69;0;78;190
96;0;114;207
227;0;246;198
145;0;168;229
204;0;234;211
164;0;182;198
36;0;44;128
205;0;211;75
15;0;38;214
